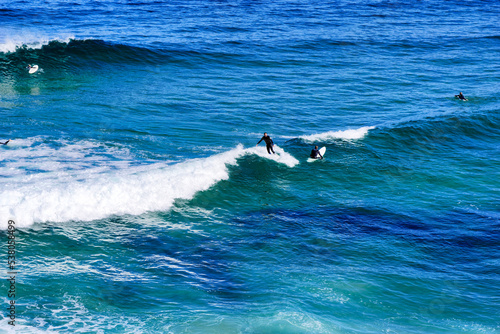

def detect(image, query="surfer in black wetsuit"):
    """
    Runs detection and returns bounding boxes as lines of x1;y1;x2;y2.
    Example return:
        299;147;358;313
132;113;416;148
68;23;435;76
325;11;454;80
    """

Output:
455;92;467;101
256;132;275;154
1;139;10;145
310;146;323;159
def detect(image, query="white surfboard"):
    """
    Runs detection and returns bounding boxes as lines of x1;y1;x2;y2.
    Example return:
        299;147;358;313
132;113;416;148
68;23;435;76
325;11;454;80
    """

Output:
307;146;326;162
28;65;39;74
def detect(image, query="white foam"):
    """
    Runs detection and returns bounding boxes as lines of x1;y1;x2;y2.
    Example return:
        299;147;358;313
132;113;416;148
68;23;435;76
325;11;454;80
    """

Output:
246;144;299;168
299;126;375;143
0;141;298;228
0;34;74;53
0;138;133;179
0;294;145;333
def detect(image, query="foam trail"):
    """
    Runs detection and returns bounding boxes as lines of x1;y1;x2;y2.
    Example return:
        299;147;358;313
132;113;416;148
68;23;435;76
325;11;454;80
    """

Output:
0;143;298;228
299;126;375;143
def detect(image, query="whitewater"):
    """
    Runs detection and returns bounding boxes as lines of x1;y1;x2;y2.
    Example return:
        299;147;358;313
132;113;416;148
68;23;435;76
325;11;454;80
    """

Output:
1;140;300;228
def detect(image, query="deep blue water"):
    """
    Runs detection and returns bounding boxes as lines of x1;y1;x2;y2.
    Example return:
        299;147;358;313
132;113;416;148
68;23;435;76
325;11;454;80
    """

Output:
1;0;499;332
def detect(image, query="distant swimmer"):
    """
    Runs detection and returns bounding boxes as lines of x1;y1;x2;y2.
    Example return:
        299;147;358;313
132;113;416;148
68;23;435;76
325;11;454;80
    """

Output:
1;140;10;145
455;92;468;101
256;132;275;154
310;146;323;160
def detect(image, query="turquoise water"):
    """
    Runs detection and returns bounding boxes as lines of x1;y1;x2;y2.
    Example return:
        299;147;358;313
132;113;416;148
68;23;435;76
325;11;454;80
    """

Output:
1;0;499;332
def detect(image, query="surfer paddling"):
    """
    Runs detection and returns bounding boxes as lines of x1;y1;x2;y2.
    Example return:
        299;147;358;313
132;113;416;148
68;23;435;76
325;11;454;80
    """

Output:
256;132;275;154
455;92;468;101
1;139;10;145
310;146;323;160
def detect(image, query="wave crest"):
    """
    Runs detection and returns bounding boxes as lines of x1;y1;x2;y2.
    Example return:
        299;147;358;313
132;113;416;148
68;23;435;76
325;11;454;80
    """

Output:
0;35;75;54
0;141;298;228
299;126;375;143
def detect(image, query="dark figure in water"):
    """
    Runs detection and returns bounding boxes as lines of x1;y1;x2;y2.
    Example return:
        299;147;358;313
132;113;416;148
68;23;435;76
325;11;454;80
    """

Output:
256;132;275;154
455;92;467;101
1;140;10;145
310;146;323;159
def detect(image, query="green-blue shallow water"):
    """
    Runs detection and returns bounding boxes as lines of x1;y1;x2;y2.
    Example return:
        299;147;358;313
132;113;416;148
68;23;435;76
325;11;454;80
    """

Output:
1;0;499;332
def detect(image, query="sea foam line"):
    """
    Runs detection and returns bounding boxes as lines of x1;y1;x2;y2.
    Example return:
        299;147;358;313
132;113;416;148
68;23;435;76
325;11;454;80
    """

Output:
0;144;298;228
299;126;375;143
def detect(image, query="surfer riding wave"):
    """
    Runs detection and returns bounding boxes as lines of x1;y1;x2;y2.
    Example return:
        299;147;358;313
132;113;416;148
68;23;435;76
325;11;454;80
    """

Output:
256;132;275;154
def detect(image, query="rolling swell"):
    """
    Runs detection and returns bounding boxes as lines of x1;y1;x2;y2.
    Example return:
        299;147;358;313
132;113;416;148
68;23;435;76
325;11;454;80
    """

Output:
288;109;499;150
376;111;500;152
0;38;243;77
0;39;167;75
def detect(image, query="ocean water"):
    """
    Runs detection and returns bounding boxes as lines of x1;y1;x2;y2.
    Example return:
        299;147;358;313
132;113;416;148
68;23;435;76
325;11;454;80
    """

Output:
1;0;499;332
